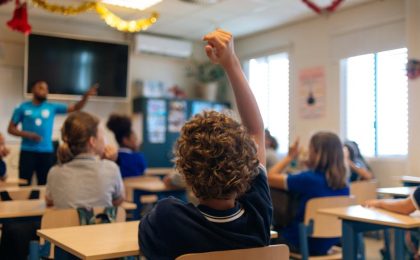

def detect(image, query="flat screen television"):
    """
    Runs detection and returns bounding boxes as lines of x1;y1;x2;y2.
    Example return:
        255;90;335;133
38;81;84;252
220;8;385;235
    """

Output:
25;34;129;99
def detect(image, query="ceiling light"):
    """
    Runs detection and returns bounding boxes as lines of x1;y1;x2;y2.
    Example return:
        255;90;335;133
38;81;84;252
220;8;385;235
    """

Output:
101;0;162;11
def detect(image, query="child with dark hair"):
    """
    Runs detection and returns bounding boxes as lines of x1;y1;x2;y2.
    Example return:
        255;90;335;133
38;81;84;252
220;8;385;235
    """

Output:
344;140;373;182
265;129;280;170
106;114;147;178
138;29;272;259
0;133;10;180
268;132;349;255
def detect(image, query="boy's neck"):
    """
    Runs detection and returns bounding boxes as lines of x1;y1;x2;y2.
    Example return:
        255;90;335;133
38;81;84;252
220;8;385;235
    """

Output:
199;198;235;211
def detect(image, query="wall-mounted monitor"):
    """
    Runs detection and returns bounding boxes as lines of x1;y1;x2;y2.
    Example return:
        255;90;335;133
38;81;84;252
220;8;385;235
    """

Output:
25;33;129;99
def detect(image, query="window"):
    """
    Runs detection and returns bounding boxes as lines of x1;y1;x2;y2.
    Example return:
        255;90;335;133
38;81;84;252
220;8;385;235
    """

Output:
247;53;289;154
344;48;408;157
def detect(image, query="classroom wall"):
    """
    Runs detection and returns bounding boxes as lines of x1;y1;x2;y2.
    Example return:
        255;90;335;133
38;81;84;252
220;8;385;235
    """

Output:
235;0;407;187
0;14;193;178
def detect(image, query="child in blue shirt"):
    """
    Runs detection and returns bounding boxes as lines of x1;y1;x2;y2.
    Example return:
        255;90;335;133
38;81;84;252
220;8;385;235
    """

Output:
268;132;349;256
138;29;272;260
106;114;147;178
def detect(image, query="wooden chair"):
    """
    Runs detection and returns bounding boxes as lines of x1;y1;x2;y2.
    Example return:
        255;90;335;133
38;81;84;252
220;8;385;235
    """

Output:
350;180;378;204
289;196;356;260
29;207;126;260
0;187;45;201
176;244;289;260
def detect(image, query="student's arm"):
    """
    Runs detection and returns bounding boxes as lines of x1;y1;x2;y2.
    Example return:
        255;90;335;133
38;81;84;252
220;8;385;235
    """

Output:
364;198;416;215
67;84;98;113
45;195;54;207
203;29;266;166
268;139;299;189
349;161;374;180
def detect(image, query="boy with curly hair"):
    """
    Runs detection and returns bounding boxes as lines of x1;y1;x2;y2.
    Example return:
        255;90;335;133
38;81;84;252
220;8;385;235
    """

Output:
138;29;272;259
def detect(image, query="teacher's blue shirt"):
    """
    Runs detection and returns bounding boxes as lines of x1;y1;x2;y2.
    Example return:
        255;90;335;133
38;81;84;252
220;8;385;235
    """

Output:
11;101;68;152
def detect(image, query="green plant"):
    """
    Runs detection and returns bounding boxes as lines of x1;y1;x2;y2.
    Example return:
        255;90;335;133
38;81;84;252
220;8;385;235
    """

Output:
187;61;226;83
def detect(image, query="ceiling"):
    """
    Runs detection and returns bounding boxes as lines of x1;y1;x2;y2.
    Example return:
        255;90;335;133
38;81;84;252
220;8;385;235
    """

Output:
0;0;373;40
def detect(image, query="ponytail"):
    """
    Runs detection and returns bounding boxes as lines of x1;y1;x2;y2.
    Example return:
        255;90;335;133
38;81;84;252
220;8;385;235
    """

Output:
57;142;74;164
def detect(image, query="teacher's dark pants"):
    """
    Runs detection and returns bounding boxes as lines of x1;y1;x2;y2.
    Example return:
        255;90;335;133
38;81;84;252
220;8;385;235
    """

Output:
19;151;54;186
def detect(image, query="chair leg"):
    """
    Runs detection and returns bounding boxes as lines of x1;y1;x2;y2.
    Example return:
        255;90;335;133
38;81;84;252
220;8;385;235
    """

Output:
357;233;365;260
28;241;40;260
298;223;310;260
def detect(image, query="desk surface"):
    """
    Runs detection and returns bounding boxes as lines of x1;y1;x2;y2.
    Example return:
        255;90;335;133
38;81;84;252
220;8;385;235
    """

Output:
38;221;140;260
401;176;420;184
0;199;46;219
145;168;175;176
0;178;28;187
377;187;415;197
125;177;184;192
319;205;420;229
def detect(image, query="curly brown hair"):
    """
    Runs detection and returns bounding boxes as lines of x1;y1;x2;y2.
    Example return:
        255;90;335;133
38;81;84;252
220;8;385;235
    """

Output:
174;111;259;200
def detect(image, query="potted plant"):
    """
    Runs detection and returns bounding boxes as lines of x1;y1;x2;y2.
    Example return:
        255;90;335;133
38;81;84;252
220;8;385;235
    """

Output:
187;60;227;101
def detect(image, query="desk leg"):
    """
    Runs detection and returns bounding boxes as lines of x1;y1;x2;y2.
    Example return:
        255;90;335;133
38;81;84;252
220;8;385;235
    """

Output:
394;228;405;260
342;220;359;260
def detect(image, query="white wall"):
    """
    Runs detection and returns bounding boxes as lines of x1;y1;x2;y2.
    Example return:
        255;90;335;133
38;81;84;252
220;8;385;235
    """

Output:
235;0;408;187
0;14;193;178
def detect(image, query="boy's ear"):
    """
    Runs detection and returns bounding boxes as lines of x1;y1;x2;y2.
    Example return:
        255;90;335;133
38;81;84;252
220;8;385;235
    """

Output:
88;136;96;148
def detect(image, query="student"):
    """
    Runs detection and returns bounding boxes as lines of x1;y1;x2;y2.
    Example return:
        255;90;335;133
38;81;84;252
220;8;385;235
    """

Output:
0;133;10;180
106;114;147;178
344;140;374;182
8;81;98;185
139;29;272;259
268;132;349;255
364;189;420;259
265;129;280;170
46;111;124;208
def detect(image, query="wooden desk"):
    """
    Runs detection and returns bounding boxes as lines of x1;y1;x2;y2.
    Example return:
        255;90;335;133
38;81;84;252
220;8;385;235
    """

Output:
377;187;415;198
401;175;420;187
0;178;28;187
125;178;186;219
0;199;46;220
37;221;140;260
144;168;175;176
0;200;136;222
319;205;420;260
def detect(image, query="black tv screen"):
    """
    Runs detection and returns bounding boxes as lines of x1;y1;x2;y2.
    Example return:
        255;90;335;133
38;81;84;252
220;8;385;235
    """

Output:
26;34;129;98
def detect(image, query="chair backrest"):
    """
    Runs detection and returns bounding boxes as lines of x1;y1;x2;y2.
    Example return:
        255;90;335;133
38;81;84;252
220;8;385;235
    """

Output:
41;207;126;229
176;245;289;260
350;180;378;205
304;196;356;238
0;187;45;201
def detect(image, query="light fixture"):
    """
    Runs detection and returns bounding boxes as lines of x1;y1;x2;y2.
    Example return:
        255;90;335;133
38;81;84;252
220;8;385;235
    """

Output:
101;0;162;11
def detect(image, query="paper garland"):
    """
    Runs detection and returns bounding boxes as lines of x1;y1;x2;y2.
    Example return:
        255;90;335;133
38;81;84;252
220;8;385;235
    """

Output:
25;0;159;33
95;3;158;33
31;0;96;15
302;0;343;15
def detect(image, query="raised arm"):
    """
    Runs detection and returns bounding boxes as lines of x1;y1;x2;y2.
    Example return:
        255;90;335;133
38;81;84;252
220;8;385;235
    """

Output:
203;29;265;165
67;84;98;113
268;139;300;189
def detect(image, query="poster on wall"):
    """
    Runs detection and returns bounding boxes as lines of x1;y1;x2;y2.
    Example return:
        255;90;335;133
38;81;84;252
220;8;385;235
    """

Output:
147;99;167;143
168;100;187;133
299;67;326;119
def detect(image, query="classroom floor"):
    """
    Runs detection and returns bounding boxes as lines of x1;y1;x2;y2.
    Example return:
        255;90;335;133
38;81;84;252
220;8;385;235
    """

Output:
365;237;383;260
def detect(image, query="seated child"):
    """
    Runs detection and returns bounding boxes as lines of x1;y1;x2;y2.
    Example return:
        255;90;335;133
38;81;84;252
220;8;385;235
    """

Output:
344;140;374;182
0;133;10;180
106;114;147;178
46;111;125;208
138;29;272;259
268;133;349;255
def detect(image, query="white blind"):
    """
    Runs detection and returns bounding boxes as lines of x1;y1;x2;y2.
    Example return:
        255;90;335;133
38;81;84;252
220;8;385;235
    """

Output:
248;53;289;154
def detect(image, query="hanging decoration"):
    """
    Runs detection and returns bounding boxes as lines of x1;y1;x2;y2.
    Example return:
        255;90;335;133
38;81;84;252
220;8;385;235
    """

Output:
95;3;159;33
7;0;31;35
302;0;344;15
407;59;420;80
30;0;96;15
0;0;12;6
